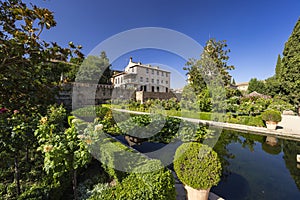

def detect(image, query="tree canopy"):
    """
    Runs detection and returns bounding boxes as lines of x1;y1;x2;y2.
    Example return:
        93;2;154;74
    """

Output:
184;39;234;95
275;54;282;79
0;0;84;113
75;51;112;84
247;78;266;94
280;18;300;106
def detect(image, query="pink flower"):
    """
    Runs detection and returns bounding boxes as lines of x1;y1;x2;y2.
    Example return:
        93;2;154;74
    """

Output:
0;107;8;114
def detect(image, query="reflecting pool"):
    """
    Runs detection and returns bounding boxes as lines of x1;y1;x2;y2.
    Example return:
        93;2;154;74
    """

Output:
211;130;300;200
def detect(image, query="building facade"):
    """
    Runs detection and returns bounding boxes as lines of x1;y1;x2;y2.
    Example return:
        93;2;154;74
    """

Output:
236;82;249;91
112;57;171;93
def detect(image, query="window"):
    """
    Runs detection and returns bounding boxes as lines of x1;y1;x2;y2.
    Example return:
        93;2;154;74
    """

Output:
166;80;168;84
161;80;163;84
146;68;149;74
152;69;154;74
162;72;164;76
121;77;123;83
157;71;159;75
146;78;149;82
140;77;143;82
131;67;134;72
157;79;159;84
152;79;154;83
166;73;168;77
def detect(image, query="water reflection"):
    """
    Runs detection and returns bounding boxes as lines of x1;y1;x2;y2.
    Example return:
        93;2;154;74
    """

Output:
212;130;300;200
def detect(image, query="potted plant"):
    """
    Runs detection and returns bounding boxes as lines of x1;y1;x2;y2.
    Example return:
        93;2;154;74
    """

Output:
261;109;282;130
174;142;222;200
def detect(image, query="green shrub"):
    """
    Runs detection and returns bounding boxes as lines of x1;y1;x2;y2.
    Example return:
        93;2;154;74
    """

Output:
72;105;111;121
247;115;265;127
199;112;212;120
95;106;110;120
268;99;295;112
226;115;265;127
261;109;282;122
89;160;176;200
174;142;222;190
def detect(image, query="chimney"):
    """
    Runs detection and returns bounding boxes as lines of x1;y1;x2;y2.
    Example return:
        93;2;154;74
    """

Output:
129;57;133;63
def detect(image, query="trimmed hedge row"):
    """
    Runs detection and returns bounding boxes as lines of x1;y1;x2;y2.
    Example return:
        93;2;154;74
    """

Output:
226;115;265;127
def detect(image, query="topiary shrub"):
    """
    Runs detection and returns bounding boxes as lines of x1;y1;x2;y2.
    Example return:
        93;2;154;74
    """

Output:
261;109;282;123
173;142;222;190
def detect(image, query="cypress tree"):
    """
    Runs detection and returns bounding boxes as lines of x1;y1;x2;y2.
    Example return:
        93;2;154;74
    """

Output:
232;78;236;85
275;54;282;78
280;18;300;107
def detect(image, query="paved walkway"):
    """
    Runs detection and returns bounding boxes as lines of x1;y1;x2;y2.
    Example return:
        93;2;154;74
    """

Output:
278;115;300;134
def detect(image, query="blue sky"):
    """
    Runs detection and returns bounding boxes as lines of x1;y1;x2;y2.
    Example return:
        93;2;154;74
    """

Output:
24;0;300;87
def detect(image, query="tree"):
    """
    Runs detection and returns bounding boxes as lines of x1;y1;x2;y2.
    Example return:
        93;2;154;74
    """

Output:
264;76;282;97
275;54;282;78
247;78;266;94
0;0;83;198
280;18;300;107
75;51;112;84
184;39;235;95
232;78;236;85
0;0;83;113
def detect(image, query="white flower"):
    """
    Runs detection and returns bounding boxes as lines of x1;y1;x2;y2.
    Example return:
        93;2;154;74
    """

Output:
77;134;85;139
94;124;104;131
72;118;82;124
43;144;53;153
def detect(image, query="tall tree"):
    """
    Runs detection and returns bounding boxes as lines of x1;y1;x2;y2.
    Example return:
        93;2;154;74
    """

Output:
247;78;266;94
275;54;282;78
232;78;236;85
0;0;83;198
75;51;112;84
264;76;282;98
0;0;84;112
280;18;300;107
184;39;235;94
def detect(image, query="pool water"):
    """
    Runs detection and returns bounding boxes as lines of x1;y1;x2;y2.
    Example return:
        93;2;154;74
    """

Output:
211;131;300;200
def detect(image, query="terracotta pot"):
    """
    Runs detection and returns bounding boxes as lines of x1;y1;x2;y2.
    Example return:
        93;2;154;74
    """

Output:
184;185;210;200
265;136;278;146
266;121;277;130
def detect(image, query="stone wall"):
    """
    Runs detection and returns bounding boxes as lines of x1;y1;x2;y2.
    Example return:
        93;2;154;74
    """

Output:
57;83;135;110
57;83;181;109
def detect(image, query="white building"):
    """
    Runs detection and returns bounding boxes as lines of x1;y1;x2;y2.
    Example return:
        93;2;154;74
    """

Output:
236;82;249;91
112;57;171;93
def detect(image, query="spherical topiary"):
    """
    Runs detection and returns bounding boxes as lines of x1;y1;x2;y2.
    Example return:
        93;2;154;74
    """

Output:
261;109;282;123
173;142;222;190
